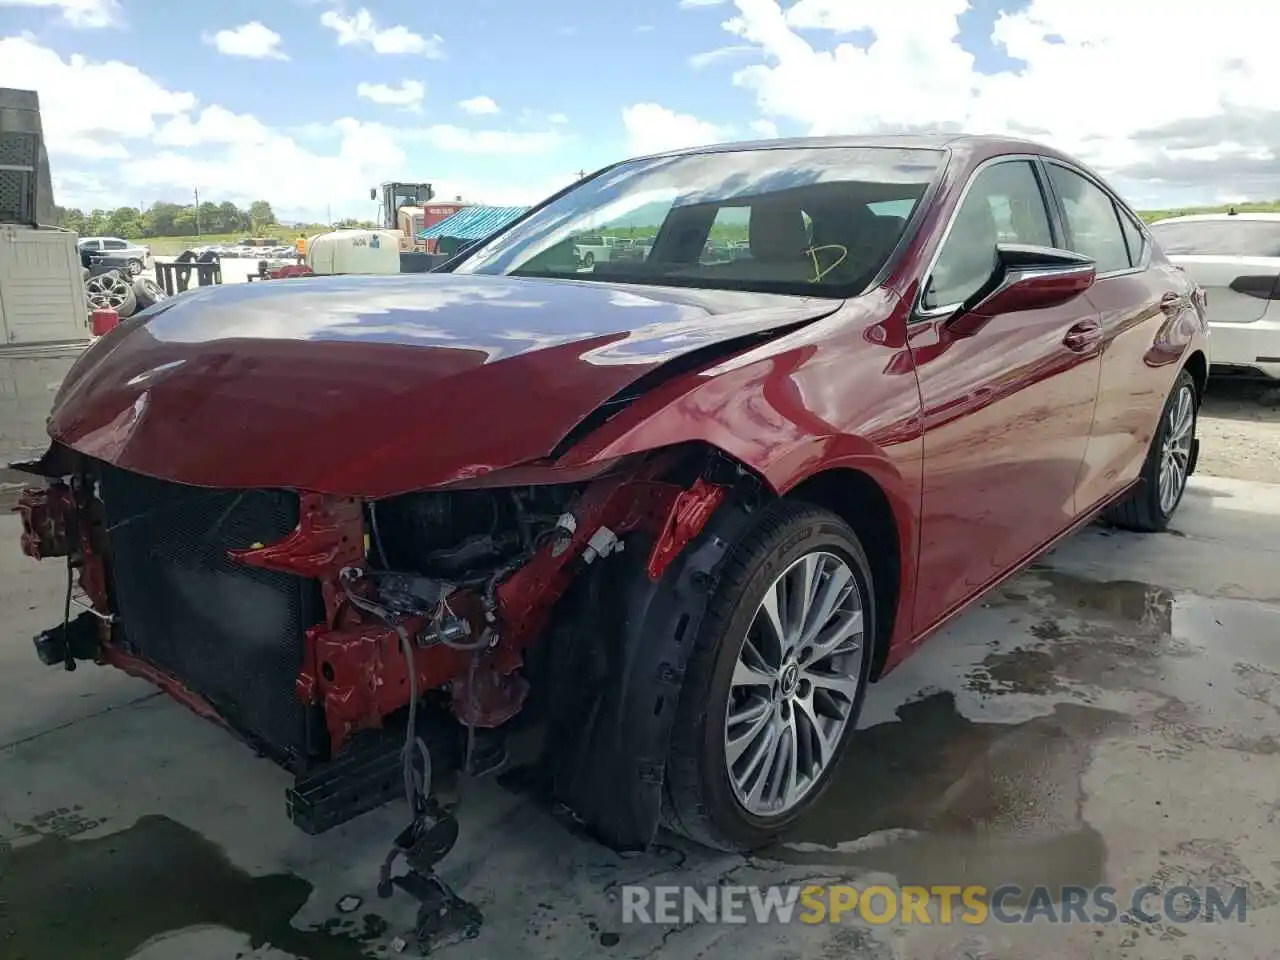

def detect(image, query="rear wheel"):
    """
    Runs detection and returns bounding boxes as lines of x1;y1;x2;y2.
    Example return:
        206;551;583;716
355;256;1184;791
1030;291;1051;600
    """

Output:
126;258;143;276
1103;368;1198;532
664;501;875;851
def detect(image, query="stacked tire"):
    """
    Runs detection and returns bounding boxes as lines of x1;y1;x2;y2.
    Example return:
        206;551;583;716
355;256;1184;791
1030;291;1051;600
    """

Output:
84;270;168;320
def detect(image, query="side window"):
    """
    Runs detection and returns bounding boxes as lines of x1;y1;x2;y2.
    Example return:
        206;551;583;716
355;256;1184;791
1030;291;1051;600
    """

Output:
924;160;1053;310
700;206;751;265
1046;165;1129;273
103;239;127;250
1118;209;1146;267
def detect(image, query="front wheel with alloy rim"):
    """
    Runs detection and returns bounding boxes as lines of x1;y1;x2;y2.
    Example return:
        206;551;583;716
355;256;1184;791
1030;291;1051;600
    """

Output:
1103;368;1199;532
664;501;875;851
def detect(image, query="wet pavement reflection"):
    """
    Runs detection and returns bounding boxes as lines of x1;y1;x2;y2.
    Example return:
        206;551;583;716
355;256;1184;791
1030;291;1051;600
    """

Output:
2;536;1278;959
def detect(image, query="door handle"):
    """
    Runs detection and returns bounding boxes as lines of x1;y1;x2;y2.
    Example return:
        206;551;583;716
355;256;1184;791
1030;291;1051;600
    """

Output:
1063;319;1102;352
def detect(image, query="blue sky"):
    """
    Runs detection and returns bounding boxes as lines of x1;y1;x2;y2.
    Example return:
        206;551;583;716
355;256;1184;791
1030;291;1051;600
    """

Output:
0;0;1267;218
7;0;1028;147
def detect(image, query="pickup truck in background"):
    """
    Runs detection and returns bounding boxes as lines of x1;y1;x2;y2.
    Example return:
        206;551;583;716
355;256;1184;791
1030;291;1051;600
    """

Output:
77;237;151;276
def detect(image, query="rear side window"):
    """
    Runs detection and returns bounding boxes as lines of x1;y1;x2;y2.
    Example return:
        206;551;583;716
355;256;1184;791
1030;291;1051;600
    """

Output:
103;239;127;250
1118;212;1146;267
1148;220;1280;257
1046;165;1130;273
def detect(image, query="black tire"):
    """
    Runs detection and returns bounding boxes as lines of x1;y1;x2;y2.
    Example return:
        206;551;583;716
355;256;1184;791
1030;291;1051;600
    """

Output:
663;500;876;851
583;252;595;268
1102;368;1198;532
132;276;167;310
127;258;143;277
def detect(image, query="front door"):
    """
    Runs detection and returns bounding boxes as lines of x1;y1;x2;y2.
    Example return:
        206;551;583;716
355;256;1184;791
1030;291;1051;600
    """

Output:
908;157;1104;635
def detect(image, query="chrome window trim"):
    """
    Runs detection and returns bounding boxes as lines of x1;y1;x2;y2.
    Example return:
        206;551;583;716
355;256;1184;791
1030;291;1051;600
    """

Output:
913;153;1064;319
1041;158;1150;278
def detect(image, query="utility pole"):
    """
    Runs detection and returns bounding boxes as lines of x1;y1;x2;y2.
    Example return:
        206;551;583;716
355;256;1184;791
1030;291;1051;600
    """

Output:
576;169;586;180
194;186;201;238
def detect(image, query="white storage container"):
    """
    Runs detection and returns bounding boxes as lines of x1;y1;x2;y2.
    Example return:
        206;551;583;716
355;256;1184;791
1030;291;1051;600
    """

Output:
0;225;89;345
306;229;402;276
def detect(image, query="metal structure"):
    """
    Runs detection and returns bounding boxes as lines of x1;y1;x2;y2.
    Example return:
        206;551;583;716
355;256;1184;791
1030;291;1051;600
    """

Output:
372;182;436;249
0;88;54;226
417;205;527;255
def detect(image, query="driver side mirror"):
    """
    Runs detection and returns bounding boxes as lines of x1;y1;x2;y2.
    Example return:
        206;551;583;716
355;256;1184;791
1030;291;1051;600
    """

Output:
955;244;1096;330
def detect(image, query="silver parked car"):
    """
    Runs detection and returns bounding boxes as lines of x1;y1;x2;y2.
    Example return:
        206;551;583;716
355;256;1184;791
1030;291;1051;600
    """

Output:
77;237;151;276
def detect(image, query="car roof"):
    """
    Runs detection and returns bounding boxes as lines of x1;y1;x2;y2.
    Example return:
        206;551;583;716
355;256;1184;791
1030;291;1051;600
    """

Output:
1151;212;1280;224
635;132;1075;165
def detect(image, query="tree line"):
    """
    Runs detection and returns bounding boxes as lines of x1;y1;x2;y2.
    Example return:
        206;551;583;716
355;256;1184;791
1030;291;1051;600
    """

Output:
53;200;379;239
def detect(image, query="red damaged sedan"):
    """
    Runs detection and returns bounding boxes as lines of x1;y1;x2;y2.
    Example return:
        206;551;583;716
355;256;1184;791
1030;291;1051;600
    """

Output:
14;135;1207;861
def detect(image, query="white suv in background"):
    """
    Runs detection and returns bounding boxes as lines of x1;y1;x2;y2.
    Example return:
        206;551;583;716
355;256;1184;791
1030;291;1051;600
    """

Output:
1148;212;1280;379
78;237;151;276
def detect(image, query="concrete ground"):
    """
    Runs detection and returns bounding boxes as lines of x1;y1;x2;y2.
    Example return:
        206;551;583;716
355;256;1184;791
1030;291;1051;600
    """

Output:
2;466;1278;959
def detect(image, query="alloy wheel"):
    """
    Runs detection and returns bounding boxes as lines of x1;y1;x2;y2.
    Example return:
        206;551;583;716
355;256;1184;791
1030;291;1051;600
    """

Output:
723;550;865;817
1158;384;1195;515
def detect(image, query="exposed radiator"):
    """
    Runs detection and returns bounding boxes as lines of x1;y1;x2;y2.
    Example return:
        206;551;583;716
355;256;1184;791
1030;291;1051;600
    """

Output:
95;463;325;768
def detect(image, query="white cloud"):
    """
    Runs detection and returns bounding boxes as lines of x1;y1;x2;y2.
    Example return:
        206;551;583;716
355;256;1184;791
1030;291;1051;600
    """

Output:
320;7;443;56
548;113;569;125
154;106;273;148
458;95;500;116
412;125;559;155
206;21;288;60
750;119;778;138
357;79;425;111
0;35;566;220
719;0;1280;204
689;44;757;69
0;35;195;158
782;0;873;32
0;0;120;28
621;103;732;156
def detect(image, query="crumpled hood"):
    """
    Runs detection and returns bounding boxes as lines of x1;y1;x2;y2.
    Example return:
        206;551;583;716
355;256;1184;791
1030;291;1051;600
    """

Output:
48;273;840;495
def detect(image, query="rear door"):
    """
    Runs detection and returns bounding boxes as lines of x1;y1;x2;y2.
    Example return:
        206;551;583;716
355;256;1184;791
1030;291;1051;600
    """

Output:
909;157;1104;635
1042;162;1188;509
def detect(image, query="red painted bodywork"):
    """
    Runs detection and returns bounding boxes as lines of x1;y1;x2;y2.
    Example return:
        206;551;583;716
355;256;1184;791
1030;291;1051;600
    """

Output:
16;134;1208;752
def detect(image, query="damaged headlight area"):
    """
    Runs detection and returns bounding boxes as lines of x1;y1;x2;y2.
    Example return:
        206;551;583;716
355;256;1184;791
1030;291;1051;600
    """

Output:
15;444;749;823
15;444;756;943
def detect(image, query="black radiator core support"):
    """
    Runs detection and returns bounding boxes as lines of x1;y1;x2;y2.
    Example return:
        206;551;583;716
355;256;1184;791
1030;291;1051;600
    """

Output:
95;464;324;769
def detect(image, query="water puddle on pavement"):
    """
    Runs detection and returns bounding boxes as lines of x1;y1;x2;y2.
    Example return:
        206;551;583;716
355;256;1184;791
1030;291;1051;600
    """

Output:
761;569;1184;896
768;692;1122;897
764;566;1279;903
0;814;381;960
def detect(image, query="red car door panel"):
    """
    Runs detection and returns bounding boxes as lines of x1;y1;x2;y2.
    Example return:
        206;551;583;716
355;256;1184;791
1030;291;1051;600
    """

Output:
907;158;1103;636
1039;162;1198;510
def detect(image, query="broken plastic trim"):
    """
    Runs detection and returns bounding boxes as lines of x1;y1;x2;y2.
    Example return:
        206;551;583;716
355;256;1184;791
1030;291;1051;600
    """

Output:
547;493;758;850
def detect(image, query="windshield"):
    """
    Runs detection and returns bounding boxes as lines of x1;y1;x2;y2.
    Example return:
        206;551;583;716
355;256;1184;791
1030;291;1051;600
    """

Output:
1149;219;1280;257
451;146;944;296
